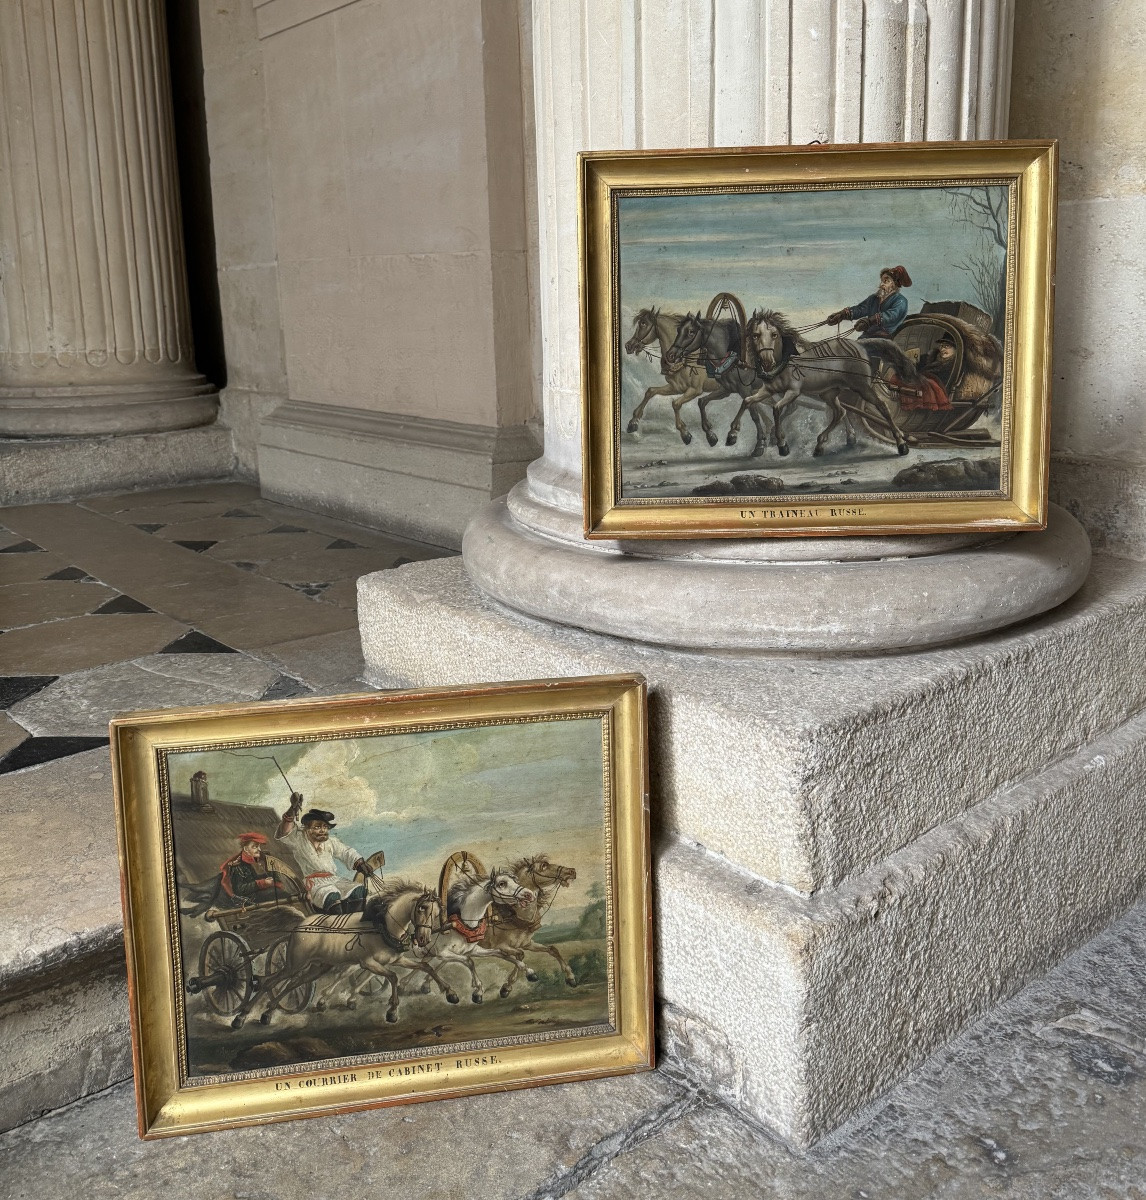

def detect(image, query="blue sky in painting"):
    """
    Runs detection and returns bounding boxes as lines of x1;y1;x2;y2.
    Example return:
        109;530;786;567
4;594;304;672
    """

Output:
618;185;1007;327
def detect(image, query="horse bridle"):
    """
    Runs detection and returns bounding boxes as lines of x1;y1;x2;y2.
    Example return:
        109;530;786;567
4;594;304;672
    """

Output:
378;891;437;952
489;873;531;908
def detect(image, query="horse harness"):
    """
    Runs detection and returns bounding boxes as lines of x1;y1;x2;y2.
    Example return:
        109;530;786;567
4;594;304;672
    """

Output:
444;875;533;941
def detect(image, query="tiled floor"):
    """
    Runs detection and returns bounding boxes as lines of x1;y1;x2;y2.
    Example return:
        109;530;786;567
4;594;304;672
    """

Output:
0;484;450;773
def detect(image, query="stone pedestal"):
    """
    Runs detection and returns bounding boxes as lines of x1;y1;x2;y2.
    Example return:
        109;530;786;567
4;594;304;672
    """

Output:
0;0;217;437
358;553;1146;1145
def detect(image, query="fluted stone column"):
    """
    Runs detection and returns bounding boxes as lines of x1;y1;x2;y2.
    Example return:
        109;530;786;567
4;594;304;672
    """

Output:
462;0;1091;653
0;0;216;437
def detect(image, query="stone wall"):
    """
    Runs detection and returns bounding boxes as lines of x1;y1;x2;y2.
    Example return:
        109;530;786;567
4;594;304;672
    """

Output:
198;0;288;478
197;0;539;543
1010;0;1146;560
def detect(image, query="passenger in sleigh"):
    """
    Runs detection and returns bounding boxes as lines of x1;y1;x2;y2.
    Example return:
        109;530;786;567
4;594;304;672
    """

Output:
896;333;957;412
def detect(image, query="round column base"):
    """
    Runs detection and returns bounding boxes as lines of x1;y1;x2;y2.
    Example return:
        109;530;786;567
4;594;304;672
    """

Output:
461;483;1092;653
0;376;218;438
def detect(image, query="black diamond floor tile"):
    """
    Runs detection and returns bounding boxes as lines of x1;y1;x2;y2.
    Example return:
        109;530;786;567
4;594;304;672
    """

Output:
0;540;45;554
44;566;95;581
0;735;109;774
173;540;218;553
158;630;237;654
232;561;261;572
92;594;154;615
326;538;366;550
133;523;166;534
0;675;58;709
269;524;309;534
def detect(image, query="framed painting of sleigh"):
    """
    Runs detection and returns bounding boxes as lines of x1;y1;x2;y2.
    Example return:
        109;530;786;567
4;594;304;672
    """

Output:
111;675;652;1137
580;141;1057;538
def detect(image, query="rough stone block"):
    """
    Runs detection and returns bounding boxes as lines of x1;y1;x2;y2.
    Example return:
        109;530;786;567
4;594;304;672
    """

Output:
358;556;1146;892
0;427;235;507
656;708;1146;1144
0;749;128;1132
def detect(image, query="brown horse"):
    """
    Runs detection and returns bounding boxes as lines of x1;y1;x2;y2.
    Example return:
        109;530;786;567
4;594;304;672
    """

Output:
624;308;724;444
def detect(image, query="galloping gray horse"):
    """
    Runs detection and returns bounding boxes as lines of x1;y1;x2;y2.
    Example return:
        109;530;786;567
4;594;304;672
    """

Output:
735;310;918;458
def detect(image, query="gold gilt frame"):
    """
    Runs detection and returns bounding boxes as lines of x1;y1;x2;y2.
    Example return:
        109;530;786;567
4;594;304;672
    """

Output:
112;675;652;1138
581;141;1057;538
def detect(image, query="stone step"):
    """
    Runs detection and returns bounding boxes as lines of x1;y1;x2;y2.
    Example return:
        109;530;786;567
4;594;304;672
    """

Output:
3;900;1144;1197
0;749;130;1132
358;555;1146;893
654;707;1146;1144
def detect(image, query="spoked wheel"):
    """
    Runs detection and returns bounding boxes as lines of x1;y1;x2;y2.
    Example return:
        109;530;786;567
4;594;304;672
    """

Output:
265;936;316;1014
195;931;254;1015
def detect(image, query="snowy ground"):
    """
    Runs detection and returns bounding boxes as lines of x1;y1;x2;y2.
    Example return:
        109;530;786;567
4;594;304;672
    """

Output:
618;369;1003;500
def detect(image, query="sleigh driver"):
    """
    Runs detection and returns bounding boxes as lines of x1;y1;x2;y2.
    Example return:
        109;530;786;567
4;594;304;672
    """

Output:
826;264;912;341
276;793;377;914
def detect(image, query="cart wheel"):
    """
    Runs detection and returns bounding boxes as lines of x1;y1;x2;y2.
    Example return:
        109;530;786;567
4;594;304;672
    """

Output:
198;931;254;1015
266;936;316;1014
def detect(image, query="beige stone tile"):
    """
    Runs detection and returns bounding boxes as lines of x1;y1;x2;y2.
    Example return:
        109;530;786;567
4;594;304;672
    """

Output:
206;530;334;563
188;602;356;650
243;499;428;550
336;0;490;257
217;265;288;393
251;628;366;691
257;547;407;584
98;500;238;527
262;18;348;263
0;580;115;629
0;614;187;675
317;578;359;609
9;654;282;738
277;254;498;423
78;483;259;513
0;551;71;585
153;516;276;543
0;505;355;650
0;712;26;759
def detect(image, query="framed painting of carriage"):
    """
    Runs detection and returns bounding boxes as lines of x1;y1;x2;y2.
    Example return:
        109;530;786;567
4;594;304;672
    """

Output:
580;141;1057;538
110;674;652;1137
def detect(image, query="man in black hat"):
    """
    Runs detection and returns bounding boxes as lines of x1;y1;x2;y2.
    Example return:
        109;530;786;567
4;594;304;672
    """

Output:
276;792;375;914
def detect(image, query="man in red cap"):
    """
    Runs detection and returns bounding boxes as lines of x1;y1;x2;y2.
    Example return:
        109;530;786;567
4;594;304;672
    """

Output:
826;265;912;339
180;832;287;918
220;832;288;904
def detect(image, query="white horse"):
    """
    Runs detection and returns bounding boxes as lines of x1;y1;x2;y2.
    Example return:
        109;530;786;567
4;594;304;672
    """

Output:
243;881;458;1028
624;308;724;444
426;867;535;1004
